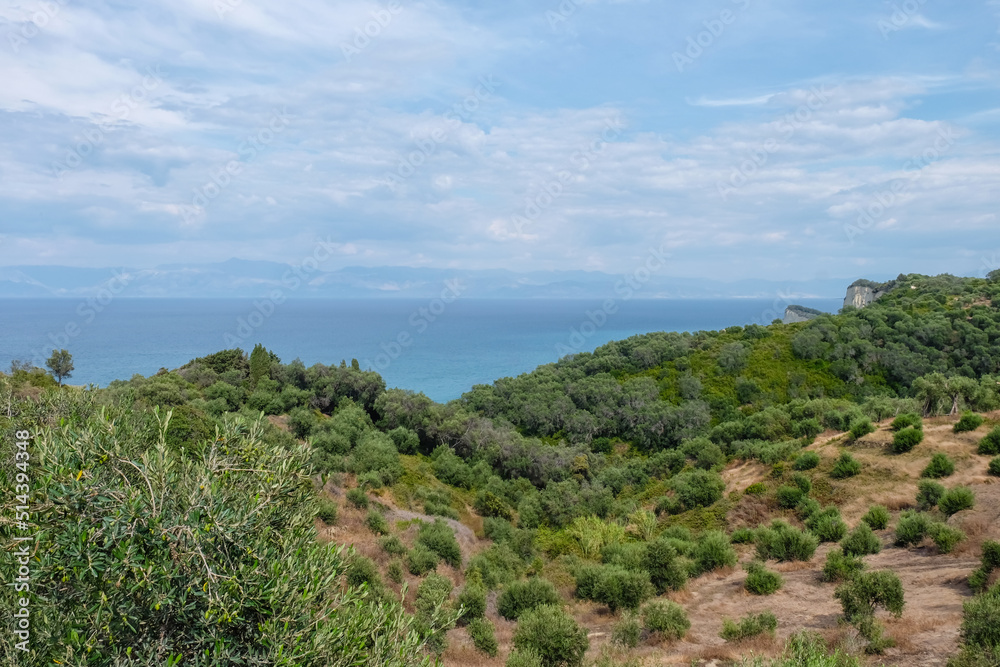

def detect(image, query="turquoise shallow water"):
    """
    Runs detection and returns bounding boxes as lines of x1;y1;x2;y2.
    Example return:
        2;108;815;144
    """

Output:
0;297;841;402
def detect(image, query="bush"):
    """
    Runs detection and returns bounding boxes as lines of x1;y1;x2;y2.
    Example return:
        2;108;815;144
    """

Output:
316;497;338;524
921;452;955;478
745;481;769;495
467;544;525;590
345;554;383;592
755;520;819;562
474;490;513;520
415;573;454;655
498;578;561;620
830;452;861;479
990;456;1000;477
458;583;487;624
692;531;737;575
939;487;975;516
506;648;544;667
892;427;924;454
977;427;1000;456
805;507;848;543
669;469;725;511
593;567;654;613
776;485;805;509
365;509;390;535
894;511;931;547
379;534;408;556
731;527;756;544
834;570;905;620
350;432;403;486
640;600;690;641
795;496;821;521
917;480;945;511
406;544;439;575
468;618;499;657
793;451;820;471
841;522;881;557
849;418;876;441
720;611;778;642
822;548;865;583
512;605;589;667
928;523;965;554
346;487;369;509
644;539;688;593
791;473;812;494
960;586;1000;649
744;561;783;595
417;519;462;568
861;505;890;530
891;413;922;432
387;559;404;584
795;418;824;440
611;613;641;648
954;412;985;433
969;541;1000;592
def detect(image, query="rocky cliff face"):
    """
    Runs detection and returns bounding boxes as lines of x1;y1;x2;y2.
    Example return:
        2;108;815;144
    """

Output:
783;305;823;324
843;280;890;310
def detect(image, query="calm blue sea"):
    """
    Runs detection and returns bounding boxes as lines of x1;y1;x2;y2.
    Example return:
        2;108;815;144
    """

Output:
0;298;841;402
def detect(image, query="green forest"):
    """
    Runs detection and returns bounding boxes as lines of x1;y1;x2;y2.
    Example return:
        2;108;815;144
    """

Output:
3;272;1000;666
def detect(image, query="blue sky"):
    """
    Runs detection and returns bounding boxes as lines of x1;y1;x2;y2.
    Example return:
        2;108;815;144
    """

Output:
2;0;1000;281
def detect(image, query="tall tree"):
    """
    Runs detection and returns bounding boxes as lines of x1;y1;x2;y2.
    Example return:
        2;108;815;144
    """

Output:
46;349;74;387
249;343;270;389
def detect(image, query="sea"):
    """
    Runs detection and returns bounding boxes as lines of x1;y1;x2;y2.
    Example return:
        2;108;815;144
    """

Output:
0;298;842;402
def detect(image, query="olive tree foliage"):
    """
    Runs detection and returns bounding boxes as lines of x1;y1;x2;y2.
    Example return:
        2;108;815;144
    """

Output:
0;392;447;666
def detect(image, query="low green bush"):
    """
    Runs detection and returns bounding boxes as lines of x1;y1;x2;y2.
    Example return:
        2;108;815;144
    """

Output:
345;554;384;592
316;497;339;524
744;561;783;595
730;527;756;544
346;487;369;509
928;523;965;554
834;570;905;620
921;452;955;479
890;413;922;432
989;456;1000;477
805;507;848;543
860;505;890;530
406;544;439;575
506;648;544;667
793;451;820;471
720;611;778;642
417;519;462;568
939;487;975;516
379;534;408;556
365;509;390;535
387;559;404;584
969;541;1000;592
894;511;931;547
467;543;524;590
468;618;499;657
841;522;881;557
978;427;1000;456
611;613;641;648
739;631;862;666
512;605;589;667
415;573;454;655
692;531;737;575
849;418;876;441
644;539;688;593
593;567;655;613
822;548;865;583
916;480;945;511
795;496;822;521
640;600;690;641
959;585;1000;653
755;520;818;562
830;452;861;479
776;485;805;509
745;481;769;495
954;412;985;433
791;473;812;494
892;426;924;454
458;582;487;624
498;578;562;620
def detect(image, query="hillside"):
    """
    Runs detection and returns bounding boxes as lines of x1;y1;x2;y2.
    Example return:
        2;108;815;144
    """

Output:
2;272;1000;666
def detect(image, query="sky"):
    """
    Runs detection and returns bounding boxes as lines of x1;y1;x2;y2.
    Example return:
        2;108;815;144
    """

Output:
2;0;1000;281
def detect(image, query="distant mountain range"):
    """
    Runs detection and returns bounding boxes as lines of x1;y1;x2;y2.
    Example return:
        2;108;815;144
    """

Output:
0;259;876;300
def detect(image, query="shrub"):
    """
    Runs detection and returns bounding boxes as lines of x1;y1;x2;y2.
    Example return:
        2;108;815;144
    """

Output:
892;427;924;454
977;427;1000;456
506;648;544;667
731;527;756;544
669;469;725;511
755;520;819;562
939;486;975;516
468;618;499;657
458;583;487;624
345;554;383;592
365;509;390;535
841;522;881;557
894;511;931;547
989;456;1000;477
468;544;525;590
834;570;905;620
640;600;690;641
379;534;408;556
720;611;778;642
891;413;922;432
644;539;688;593
776;485;805;509
350;432;403;486
954;412;985;433
474;490;513;520
611;614;641;648
498;578;561;620
849;418;876;441
795;496;821;521
415;573;454;655
969;541;1000;592
805;507;848;543
791;473;812;494
316;497;339;524
745;481;769;495
387;559;404;584
917;480;946;511
795;418;824;440
417;519;462;568
960;586;1000;649
822;548;865;583
346;487;369;509
593;568;654;613
853;615;895;655
512;605;589;667
921;452;955;478
830;452;861;479
692;531;737;575
406;545;439;576
928;523;965;554
793;451;820;471
861;505;890;530
744;561;783;595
